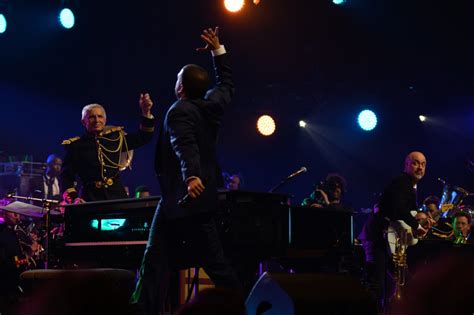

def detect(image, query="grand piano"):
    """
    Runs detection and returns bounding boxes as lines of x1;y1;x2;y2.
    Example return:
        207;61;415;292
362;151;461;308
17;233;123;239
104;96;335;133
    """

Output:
62;191;354;270
63;196;160;268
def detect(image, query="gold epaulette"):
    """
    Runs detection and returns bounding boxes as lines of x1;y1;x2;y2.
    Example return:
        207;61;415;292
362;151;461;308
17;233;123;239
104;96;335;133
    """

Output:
62;136;81;145
100;126;124;136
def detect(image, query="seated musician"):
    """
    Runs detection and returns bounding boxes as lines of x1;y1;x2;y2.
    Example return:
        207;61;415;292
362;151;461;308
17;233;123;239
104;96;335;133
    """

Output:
415;211;434;231
301;173;349;211
423;195;441;222
222;172;243;190
226;174;242;190
0;210;23;312
134;185;151;199
452;211;472;244
29;154;63;203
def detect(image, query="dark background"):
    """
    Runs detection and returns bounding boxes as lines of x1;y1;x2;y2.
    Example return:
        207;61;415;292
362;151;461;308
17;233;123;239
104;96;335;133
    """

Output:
1;0;473;216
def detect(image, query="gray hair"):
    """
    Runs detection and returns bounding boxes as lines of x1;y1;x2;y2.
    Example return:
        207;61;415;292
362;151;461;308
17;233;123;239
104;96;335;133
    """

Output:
81;103;107;121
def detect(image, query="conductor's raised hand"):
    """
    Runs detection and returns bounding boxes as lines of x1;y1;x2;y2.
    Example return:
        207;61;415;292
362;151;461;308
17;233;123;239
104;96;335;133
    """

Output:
196;27;221;52
139;93;154;117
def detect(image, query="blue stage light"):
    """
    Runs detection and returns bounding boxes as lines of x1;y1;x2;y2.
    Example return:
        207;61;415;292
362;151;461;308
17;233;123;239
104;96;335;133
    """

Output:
59;8;75;29
333;0;346;5
0;14;7;34
358;109;377;131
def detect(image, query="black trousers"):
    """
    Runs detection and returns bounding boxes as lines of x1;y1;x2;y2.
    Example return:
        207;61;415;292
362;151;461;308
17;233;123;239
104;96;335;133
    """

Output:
131;206;241;315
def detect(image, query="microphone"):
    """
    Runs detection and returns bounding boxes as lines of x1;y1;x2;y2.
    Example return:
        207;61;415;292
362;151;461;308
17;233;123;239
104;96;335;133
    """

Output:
177;194;191;207
286;167;307;180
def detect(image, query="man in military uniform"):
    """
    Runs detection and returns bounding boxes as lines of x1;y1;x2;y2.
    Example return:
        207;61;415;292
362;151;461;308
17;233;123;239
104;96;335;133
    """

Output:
60;93;155;203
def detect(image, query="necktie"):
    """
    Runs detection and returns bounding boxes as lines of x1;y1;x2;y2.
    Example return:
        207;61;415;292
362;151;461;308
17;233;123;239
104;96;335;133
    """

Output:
46;176;54;200
413;187;418;207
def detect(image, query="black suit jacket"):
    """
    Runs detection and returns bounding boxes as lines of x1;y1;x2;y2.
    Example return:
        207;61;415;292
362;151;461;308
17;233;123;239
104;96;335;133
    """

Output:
378;172;419;231
359;173;419;244
155;53;233;219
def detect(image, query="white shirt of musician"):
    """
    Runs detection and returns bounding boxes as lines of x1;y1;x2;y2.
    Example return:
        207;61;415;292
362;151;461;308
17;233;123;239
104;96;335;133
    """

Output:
43;175;60;199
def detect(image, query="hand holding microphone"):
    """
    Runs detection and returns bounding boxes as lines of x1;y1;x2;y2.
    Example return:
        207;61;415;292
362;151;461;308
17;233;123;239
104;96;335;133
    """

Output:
178;177;205;207
187;177;205;198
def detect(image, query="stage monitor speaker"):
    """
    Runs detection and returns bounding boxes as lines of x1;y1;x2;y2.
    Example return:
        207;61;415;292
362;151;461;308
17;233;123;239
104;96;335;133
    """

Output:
245;272;376;315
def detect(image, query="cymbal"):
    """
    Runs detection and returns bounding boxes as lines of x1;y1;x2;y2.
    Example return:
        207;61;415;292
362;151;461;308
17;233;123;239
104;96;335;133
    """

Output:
0;201;61;218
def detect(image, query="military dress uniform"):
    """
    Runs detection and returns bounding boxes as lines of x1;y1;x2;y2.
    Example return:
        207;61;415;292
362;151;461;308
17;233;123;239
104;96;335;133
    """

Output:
60;116;155;202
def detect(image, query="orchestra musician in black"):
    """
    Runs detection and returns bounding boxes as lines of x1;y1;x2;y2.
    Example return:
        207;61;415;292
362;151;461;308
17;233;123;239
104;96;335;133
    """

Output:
29;154;63;203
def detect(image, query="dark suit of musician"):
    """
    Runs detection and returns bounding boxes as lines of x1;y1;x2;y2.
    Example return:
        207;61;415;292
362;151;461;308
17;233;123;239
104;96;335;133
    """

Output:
360;152;426;311
360;172;422;246
132;30;241;315
378;172;419;231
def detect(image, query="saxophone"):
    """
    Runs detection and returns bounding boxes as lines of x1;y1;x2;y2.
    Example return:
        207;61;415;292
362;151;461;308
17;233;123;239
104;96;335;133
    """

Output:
392;228;408;301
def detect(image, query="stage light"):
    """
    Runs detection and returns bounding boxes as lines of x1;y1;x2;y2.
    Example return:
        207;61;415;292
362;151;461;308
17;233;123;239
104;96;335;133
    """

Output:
0;13;6;34
59;8;75;29
224;0;245;12
357;109;377;131
419;115;427;122
299;120;307;128
257;115;276;136
333;0;346;5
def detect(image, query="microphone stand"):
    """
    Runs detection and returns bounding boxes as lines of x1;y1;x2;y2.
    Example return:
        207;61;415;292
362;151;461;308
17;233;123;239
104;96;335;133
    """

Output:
7;194;59;269
269;170;307;193
269;177;292;193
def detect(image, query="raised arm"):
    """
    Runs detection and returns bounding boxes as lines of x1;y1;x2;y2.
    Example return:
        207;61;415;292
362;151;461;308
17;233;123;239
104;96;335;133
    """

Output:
198;27;234;117
124;93;156;150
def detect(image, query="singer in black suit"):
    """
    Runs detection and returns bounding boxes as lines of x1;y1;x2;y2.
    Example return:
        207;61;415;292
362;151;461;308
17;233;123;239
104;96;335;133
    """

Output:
131;27;241;314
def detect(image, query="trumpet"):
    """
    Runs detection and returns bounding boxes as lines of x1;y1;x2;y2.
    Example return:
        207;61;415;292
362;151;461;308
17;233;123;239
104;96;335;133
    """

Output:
392;229;408;301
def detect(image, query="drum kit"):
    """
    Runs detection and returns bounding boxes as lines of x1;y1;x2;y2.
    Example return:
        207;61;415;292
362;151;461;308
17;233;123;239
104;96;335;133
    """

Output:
0;194;63;269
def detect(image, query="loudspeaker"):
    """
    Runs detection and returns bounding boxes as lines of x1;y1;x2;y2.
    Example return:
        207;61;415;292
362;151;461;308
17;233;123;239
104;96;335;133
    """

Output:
246;272;376;315
19;269;136;315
